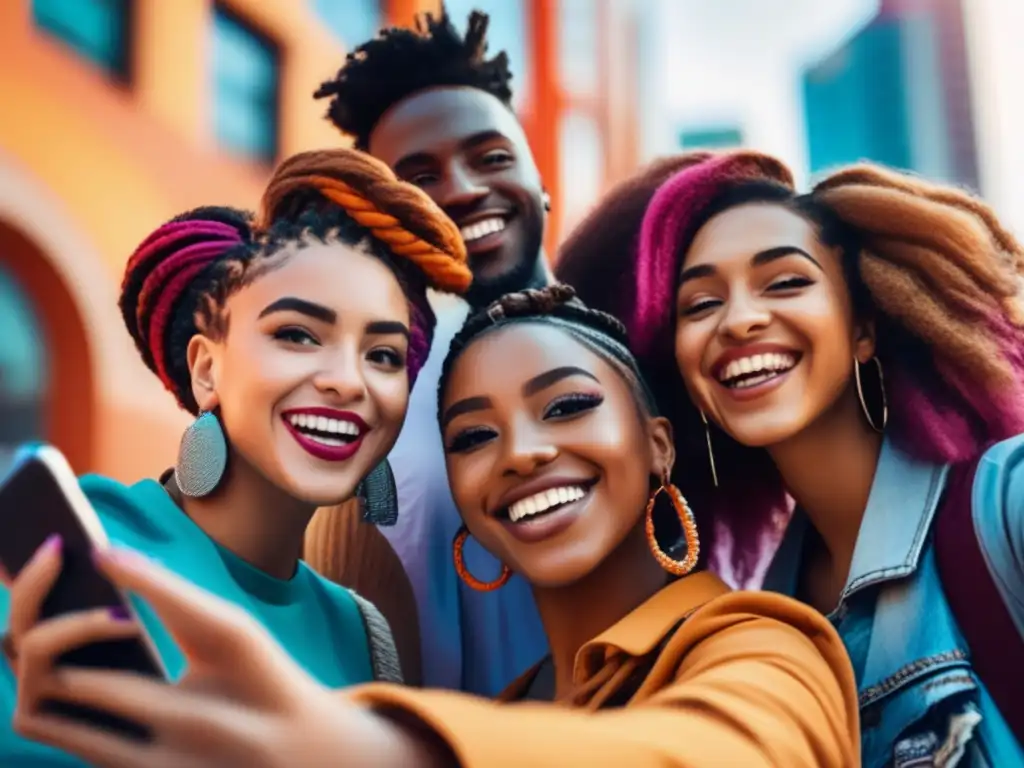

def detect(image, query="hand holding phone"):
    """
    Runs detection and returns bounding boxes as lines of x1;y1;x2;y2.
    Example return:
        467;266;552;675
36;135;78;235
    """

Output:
0;444;168;738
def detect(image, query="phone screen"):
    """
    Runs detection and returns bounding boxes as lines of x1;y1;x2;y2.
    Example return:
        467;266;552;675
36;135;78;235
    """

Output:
0;449;166;739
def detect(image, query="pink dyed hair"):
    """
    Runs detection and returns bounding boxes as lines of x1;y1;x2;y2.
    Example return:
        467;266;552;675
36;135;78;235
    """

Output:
626;151;1024;582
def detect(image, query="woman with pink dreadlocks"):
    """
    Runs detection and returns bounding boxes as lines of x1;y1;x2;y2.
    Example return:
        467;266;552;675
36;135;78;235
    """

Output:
595;150;1024;766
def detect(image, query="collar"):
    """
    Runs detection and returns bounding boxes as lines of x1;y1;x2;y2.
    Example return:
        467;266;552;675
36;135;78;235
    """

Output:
572;571;730;683
763;437;949;603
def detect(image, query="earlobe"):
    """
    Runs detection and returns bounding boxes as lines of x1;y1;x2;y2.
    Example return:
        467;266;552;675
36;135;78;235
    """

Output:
854;317;877;363
186;335;219;412
648;416;676;482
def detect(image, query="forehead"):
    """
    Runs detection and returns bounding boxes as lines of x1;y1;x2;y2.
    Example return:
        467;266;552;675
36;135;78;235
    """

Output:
368;86;529;166
233;241;409;322
445;323;621;402
686;203;820;267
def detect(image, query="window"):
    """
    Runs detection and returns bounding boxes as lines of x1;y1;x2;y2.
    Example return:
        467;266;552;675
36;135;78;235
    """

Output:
212;6;279;163
32;0;131;79
679;126;744;150
0;264;47;477
444;0;531;110
311;0;381;48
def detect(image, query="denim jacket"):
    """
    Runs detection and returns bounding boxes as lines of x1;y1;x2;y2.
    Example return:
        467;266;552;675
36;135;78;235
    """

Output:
763;436;1024;768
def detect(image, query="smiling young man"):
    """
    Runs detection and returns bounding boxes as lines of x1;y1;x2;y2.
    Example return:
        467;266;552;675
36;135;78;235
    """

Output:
315;9;551;695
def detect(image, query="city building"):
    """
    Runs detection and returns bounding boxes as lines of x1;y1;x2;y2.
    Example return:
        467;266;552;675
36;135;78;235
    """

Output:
0;0;650;481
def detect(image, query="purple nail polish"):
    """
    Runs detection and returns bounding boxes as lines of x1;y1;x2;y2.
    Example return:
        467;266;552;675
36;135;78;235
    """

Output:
108;605;132;621
41;534;62;553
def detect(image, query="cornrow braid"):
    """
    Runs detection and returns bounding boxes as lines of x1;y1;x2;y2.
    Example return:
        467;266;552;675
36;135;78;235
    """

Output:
314;9;514;149
119;206;255;413
438;283;658;428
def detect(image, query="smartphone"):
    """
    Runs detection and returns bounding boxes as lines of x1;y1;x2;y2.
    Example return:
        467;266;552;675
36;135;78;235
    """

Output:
0;444;168;739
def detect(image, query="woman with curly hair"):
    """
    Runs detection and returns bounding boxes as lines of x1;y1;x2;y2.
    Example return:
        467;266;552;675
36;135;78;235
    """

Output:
621;150;1024;765
4;285;858;767
0;148;470;765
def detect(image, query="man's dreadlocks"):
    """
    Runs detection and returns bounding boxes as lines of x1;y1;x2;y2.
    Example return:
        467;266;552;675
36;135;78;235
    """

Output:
314;9;514;150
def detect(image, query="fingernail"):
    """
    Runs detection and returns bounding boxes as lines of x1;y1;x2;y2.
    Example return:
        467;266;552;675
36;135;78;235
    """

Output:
41;534;62;554
108;605;132;621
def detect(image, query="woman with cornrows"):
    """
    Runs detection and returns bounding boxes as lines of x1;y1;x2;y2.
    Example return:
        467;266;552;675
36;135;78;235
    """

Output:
611;151;1024;766
5;285;859;767
0;147;470;765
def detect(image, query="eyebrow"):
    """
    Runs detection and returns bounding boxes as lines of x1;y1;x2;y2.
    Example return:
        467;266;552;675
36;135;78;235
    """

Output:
365;320;410;339
440;366;599;430
522;366;599;397
678;245;822;288
393;130;510;174
258;297;336;324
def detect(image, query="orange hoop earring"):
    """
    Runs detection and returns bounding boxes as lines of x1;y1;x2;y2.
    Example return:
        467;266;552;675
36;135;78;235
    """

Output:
645;473;700;576
453;525;511;592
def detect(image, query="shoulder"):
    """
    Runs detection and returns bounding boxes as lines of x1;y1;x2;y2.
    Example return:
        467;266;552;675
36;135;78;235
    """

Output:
78;475;178;542
301;568;403;684
970;434;1024;539
681;589;845;654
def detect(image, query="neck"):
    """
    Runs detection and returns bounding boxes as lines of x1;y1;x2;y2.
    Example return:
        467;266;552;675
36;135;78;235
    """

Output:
531;521;665;700
767;386;882;580
171;447;316;580
466;253;552;310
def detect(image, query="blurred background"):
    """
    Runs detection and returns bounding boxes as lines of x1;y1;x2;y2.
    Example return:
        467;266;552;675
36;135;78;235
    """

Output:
0;0;1019;480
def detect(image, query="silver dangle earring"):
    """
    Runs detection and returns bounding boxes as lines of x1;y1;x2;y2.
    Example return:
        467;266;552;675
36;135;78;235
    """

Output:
699;410;719;488
357;459;398;526
175;411;228;498
854;356;888;433
542;191;552;212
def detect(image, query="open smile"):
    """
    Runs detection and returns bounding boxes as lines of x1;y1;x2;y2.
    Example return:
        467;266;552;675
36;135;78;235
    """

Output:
710;345;802;401
457;211;513;254
493;477;598;544
282;407;369;462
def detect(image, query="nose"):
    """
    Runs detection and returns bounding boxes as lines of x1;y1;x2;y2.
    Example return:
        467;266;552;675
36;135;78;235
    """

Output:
313;348;367;404
718;290;771;341
438;162;488;210
501;419;558;477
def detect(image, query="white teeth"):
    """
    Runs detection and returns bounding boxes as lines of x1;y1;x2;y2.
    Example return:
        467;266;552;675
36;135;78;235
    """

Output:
460;217;506;243
508;485;586;523
287;414;360;437
718;353;798;387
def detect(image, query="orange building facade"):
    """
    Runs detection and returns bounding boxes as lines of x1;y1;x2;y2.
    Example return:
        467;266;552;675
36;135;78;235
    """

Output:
0;0;642;482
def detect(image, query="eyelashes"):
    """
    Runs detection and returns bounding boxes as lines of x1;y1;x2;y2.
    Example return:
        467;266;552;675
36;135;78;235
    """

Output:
444;392;604;455
680;275;816;316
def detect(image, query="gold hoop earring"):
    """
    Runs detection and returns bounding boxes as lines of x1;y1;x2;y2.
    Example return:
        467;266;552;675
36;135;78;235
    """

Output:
854;356;888;433
453;525;511;592
646;472;700;576
699;410;719;488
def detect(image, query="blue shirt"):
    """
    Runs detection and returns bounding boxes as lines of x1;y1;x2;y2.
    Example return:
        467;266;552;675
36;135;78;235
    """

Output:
764;436;1024;766
1;474;375;765
383;293;548;695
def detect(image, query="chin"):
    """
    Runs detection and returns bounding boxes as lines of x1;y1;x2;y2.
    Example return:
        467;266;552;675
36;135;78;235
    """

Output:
719;415;807;449
518;556;600;590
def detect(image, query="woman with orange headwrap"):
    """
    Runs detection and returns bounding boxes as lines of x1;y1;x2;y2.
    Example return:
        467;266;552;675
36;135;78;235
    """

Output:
0;148;469;765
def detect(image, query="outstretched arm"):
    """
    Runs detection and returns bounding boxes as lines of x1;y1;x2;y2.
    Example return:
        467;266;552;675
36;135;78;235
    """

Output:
351;592;860;767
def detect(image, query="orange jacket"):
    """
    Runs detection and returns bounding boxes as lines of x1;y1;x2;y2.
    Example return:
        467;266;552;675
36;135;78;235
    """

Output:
349;572;860;767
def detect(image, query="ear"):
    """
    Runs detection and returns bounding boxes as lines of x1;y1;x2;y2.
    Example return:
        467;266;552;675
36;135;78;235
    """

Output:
187;335;220;412
853;315;876;364
647;415;676;483
541;189;552;212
